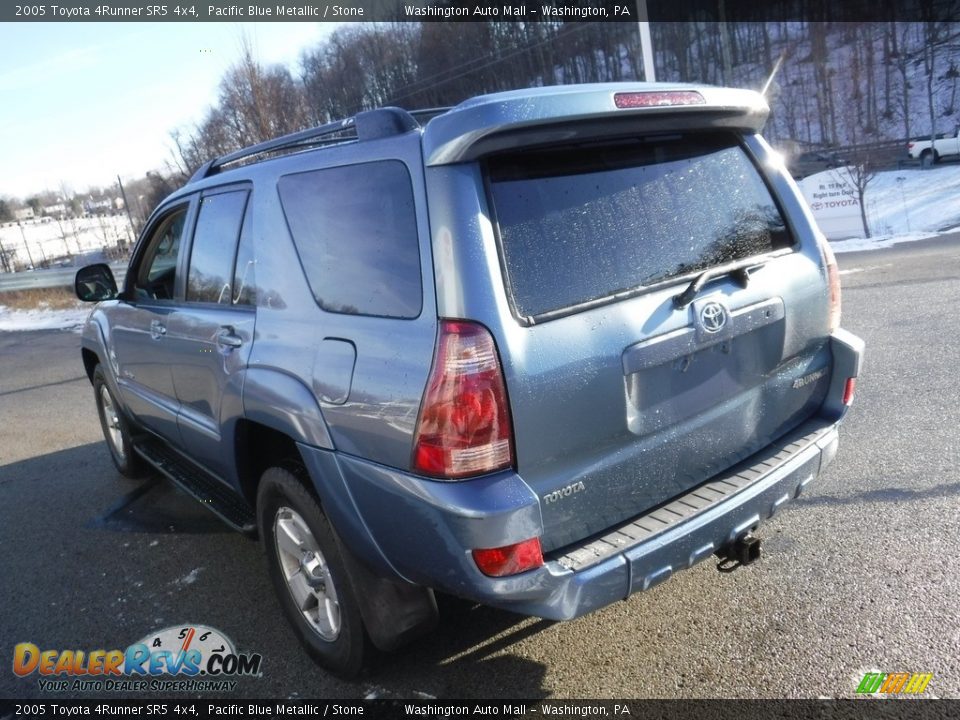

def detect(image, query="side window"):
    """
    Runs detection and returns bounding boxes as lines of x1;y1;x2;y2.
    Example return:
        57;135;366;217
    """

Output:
187;190;249;305
135;207;188;301
277;160;422;318
232;209;256;306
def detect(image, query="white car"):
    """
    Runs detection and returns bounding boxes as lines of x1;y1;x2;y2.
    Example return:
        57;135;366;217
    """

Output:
907;125;960;167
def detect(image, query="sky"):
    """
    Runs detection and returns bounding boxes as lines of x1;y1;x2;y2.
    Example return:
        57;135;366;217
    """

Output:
0;22;342;199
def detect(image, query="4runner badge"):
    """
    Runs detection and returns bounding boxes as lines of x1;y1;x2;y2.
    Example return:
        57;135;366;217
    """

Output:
793;367;828;389
543;481;586;504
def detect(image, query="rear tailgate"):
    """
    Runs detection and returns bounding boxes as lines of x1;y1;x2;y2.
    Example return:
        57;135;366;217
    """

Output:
486;133;831;552
423;85;834;553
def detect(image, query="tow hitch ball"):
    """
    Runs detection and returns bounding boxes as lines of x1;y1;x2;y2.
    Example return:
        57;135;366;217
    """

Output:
716;533;761;573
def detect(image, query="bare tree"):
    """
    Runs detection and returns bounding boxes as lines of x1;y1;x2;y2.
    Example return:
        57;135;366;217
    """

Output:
85;20;960;204
834;73;880;239
842;157;878;239
0;241;15;273
914;20;960;155
171;35;309;178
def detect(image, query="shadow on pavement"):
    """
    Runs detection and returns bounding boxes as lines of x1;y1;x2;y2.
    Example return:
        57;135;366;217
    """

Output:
371;595;553;698
0;375;88;398
0;442;553;699
795;480;960;507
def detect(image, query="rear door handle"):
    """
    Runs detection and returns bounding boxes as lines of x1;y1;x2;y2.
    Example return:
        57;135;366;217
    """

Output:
216;327;243;349
149;320;166;339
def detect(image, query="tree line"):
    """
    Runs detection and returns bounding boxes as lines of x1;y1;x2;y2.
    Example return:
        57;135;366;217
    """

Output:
169;21;960;184
3;20;958;220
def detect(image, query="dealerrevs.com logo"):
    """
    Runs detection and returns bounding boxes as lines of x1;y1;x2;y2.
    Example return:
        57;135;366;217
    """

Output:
856;672;933;695
13;625;263;693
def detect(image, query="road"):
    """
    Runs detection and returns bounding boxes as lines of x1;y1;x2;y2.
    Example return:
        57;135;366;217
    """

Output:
1;234;958;700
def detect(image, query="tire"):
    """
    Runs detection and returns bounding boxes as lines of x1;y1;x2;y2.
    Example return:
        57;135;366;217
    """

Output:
257;465;370;677
921;151;934;169
93;364;147;479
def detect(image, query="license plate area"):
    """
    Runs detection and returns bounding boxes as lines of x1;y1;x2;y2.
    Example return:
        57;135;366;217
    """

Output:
625;320;786;436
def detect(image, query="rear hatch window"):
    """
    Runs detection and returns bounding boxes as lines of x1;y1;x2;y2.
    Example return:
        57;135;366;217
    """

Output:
486;132;793;321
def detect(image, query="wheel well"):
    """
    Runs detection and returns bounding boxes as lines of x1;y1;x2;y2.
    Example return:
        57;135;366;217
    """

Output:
234;420;303;506
81;348;99;383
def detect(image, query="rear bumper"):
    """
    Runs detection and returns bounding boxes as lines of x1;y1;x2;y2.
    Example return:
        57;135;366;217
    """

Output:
301;330;862;621
540;420;838;618
317;419;837;621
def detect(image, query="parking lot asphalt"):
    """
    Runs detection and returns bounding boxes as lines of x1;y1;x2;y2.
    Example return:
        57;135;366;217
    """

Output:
1;233;958;700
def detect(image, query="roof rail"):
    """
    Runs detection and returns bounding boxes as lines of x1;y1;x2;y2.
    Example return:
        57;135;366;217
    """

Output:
188;107;423;184
408;107;452;123
355;106;419;140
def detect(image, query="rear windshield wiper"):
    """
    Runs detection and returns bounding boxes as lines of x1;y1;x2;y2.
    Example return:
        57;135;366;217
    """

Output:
673;256;768;309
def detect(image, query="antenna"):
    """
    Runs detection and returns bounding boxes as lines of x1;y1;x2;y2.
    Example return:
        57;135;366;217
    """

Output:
761;49;787;98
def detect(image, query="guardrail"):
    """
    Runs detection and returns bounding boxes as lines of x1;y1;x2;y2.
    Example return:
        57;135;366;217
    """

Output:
0;263;127;292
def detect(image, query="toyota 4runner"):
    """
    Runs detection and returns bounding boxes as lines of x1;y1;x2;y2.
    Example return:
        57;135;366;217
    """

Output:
75;83;864;676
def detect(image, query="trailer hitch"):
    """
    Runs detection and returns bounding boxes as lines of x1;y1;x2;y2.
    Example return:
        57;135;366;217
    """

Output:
716;533;762;573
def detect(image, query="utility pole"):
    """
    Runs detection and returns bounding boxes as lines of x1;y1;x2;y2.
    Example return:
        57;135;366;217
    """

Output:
718;0;734;86
117;175;139;244
17;222;35;269
636;0;656;82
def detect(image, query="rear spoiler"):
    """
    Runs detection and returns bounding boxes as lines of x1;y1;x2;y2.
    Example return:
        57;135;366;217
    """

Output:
421;83;769;166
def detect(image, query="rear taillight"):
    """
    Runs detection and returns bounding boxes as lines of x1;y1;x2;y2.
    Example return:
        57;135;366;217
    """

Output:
472;538;544;577
614;90;705;109
412;320;514;479
907;142;915;150
843;377;857;406
820;238;842;332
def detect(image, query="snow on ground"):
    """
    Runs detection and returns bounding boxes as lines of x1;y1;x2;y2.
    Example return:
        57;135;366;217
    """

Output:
864;165;960;237
0;214;132;267
831;231;941;254
0;304;90;332
807;164;960;253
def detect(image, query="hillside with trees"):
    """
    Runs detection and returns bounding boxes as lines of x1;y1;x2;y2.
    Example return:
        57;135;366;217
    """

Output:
168;21;960;185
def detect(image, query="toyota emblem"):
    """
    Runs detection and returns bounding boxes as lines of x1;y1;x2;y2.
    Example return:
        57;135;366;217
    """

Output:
699;301;728;333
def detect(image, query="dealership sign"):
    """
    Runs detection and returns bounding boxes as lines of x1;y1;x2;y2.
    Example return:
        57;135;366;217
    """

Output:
797;169;865;240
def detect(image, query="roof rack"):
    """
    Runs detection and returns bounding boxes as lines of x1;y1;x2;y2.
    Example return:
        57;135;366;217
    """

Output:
188;106;434;184
408;107;452;122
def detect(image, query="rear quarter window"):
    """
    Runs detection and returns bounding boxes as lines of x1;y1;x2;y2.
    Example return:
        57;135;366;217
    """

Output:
278;160;422;319
487;133;792;320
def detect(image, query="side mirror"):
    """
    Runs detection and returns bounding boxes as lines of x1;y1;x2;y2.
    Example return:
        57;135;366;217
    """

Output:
75;263;118;302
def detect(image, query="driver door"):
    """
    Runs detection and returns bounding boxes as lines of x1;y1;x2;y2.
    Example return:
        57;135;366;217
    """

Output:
110;200;196;443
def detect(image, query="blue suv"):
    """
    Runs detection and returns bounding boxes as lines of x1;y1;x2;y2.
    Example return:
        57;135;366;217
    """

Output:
75;83;864;676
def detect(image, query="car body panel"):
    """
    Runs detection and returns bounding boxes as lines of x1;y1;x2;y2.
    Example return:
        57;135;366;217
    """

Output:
422;82;770;165
110;302;183;443
237;131;439;471
166;304;255;478
332;414;841;620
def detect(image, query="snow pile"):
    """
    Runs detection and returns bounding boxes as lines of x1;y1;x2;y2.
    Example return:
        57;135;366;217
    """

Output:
864;166;960;237
0;304;90;332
